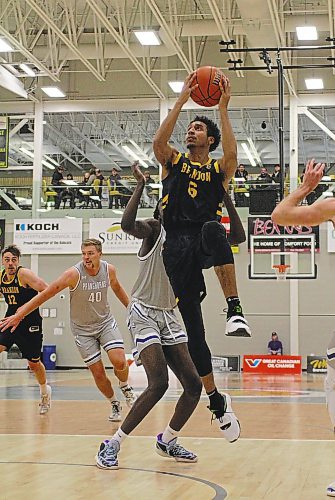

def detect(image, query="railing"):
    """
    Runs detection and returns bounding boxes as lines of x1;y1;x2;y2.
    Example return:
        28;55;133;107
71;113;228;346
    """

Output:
0;176;334;214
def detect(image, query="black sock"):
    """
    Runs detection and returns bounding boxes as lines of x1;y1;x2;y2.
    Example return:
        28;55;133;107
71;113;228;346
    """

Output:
226;296;243;318
207;388;225;415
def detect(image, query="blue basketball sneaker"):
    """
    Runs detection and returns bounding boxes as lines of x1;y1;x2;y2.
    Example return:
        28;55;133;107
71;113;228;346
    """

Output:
95;439;120;470
156;433;198;462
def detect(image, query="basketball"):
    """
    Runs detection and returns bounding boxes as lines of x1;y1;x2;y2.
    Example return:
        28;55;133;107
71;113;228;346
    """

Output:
191;66;224;107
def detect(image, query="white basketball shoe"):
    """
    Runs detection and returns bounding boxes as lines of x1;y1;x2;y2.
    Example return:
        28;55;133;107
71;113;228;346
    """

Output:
39;385;52;415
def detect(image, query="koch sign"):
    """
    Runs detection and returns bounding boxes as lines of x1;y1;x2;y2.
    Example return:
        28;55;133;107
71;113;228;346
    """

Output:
14;219;82;254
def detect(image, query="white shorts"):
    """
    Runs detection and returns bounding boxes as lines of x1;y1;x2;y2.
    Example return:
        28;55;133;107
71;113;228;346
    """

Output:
73;322;124;367
127;301;187;362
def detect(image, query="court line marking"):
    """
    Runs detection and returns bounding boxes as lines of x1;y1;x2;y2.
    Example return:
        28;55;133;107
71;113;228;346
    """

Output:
0;460;227;500
0;434;334;442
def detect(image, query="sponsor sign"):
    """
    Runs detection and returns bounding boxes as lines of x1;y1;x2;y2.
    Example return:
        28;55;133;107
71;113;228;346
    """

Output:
212;355;240;373
248;216;319;252
306;355;327;374
13;219;82;254
0;117;9;168
89;218;142;254
0;219;5;251
243;354;302;374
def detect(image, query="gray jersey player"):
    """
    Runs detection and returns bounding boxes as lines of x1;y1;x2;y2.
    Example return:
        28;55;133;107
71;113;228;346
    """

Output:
0;238;137;422
95;161;202;470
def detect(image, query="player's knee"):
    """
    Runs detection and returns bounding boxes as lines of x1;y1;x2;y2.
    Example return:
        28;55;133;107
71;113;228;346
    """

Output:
202;221;234;265
113;357;127;372
27;358;40;369
185;373;202;400
148;375;169;400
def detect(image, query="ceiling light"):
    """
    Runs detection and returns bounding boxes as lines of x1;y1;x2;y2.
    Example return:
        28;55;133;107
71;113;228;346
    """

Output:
303;109;335;141
19;63;35;77
43;154;59;166
122;145;149;169
134;31;161;46
19;147;55;169
19;146;34;158
305;78;324;90
0;39;13;52
296;26;318;41
241;142;256;167
168;81;184;93
6;65;20;76
41;86;66;98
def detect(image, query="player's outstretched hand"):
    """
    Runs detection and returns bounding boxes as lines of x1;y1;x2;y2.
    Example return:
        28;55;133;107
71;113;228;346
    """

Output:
219;75;231;109
131;161;145;184
0;314;22;333
177;72;198;106
302;159;325;192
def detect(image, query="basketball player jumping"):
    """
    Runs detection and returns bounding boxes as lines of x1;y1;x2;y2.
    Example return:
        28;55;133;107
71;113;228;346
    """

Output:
0;239;137;422
271;158;335;497
153;72;249;436
96;162;202;469
0;245;51;414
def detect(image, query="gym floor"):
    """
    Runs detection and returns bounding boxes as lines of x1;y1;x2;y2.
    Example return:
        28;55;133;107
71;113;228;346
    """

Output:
0;367;333;499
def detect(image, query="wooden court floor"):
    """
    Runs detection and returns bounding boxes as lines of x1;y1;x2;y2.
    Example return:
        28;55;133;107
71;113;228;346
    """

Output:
0;366;334;500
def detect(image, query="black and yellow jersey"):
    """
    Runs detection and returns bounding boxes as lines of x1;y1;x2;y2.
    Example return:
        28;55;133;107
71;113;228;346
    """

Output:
162;152;225;229
0;267;42;323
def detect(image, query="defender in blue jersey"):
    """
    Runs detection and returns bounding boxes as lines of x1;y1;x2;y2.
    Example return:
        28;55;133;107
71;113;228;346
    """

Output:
153;71;249;437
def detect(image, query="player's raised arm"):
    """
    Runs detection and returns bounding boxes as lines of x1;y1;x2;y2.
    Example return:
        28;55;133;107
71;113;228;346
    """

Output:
121;162;159;240
271;159;334;226
218;77;237;185
153;72;197;177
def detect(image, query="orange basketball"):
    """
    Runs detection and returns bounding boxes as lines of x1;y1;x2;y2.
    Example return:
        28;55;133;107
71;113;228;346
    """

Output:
191;66;224;107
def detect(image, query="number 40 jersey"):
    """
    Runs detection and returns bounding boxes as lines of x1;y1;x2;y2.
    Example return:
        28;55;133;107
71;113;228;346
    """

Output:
70;260;116;336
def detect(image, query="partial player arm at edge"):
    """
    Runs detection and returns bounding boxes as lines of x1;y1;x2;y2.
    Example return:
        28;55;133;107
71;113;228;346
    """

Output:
0;268;77;332
222;189;246;245
272;189;335;227
108;264;129;308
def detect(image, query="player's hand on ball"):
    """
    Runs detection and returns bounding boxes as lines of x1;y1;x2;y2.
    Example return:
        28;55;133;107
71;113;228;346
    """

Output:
219;76;231;109
177;72;198;106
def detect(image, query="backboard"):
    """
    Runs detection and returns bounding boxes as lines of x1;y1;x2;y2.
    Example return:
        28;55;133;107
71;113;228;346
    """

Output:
249;233;317;280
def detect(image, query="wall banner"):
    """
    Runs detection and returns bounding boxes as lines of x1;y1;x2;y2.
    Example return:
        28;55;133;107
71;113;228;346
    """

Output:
89;218;142;254
13;219;82;254
0;117;9;168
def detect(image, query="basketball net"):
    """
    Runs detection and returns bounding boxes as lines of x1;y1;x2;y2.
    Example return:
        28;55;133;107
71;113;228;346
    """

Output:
272;264;290;281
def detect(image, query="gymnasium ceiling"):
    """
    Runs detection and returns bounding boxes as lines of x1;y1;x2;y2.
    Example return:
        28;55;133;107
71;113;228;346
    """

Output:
1;0;335;175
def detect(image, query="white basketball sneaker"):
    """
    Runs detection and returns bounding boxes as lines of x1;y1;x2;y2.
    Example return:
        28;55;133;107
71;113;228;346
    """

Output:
39;385;52;415
109;401;122;422
120;384;137;408
327;482;335;496
225;314;251;337
208;392;240;443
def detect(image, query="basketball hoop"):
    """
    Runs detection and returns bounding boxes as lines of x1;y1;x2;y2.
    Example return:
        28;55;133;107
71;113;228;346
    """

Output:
272;264;290;281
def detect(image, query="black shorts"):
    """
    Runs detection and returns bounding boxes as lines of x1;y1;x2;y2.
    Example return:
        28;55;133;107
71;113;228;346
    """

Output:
0;321;43;362
163;227;213;302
